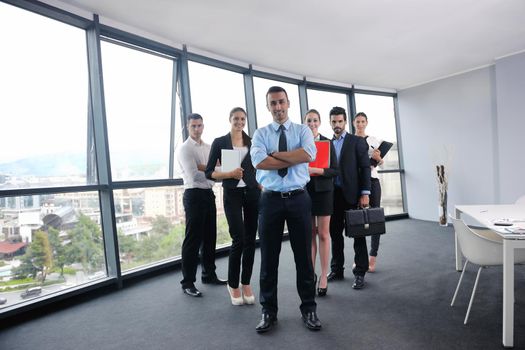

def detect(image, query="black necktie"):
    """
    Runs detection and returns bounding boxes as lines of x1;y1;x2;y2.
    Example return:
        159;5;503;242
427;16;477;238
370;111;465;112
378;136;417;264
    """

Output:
278;125;287;177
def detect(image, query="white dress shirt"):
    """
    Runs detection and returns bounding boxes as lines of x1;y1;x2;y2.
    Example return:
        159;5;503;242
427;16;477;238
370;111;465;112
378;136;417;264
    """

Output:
177;137;214;189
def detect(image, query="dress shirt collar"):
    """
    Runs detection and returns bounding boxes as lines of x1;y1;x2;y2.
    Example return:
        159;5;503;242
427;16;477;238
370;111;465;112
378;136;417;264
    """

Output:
271;118;292;132
333;130;347;141
188;137;203;146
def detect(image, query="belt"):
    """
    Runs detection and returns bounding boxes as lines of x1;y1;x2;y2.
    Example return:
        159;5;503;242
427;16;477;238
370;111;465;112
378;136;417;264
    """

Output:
263;188;305;199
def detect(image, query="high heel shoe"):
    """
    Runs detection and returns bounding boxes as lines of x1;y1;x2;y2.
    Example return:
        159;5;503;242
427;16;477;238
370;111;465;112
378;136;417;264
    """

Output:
241;284;255;305
227;285;244;306
317;276;328;297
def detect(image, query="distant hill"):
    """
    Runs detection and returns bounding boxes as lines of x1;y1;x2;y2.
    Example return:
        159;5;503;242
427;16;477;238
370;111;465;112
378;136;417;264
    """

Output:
0;151;167;177
0;153;85;177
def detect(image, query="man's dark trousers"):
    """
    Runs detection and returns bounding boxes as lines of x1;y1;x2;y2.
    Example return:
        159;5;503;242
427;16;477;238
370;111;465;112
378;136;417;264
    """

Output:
180;188;217;288
258;190;316;316
329;186;369;276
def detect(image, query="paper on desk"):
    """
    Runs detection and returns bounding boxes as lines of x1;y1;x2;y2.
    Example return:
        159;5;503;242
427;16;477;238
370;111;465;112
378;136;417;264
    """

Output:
505;227;525;234
492;218;525;224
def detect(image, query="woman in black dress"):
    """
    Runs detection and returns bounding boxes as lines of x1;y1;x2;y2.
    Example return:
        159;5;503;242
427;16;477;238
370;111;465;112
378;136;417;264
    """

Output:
205;107;260;305
304;109;338;296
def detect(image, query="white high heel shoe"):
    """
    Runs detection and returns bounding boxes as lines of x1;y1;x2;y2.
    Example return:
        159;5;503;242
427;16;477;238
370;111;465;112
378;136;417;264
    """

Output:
227;285;244;306
241;284;255;305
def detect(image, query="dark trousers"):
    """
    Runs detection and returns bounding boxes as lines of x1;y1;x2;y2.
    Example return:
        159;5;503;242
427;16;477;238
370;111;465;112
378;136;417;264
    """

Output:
329;186;369;276
258;190;316;316
223;187;260;288
180;188;217;288
369;178;382;257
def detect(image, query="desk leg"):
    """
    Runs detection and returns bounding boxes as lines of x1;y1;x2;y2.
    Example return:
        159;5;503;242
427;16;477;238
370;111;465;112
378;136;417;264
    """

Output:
455;208;463;271
502;240;514;348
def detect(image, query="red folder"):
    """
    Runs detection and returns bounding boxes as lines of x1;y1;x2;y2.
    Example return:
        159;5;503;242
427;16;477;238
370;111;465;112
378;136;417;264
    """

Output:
309;141;330;175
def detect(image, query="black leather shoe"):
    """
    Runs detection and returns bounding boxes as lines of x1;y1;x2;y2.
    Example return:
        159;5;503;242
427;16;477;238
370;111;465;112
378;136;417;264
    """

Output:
327;271;344;281
255;312;277;333
302;311;322;331
201;275;227;285
317;286;327;297
182;286;202;297
352;275;365;289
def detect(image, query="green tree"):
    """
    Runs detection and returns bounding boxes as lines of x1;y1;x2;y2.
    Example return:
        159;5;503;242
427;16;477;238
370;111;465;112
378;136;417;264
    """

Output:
12;247;37;280
157;223;185;258
65;214;104;274
48;227;66;277
117;228;138;261
31;230;53;282
151;215;171;236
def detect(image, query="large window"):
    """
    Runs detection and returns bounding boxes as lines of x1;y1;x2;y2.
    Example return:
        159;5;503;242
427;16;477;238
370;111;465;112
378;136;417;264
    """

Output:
0;0;406;318
354;93;403;214
115;185;232;272
0;192;105;309
306;89;349;138
253;77;301;128
101;41;175;181
0;3;90;189
188;61;246;143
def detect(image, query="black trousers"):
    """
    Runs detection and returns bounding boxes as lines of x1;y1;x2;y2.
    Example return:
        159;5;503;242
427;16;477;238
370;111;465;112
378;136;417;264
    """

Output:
258;190;316;316
180;188;217;288
223;187;260;288
329;186;369;276
369;178;382;257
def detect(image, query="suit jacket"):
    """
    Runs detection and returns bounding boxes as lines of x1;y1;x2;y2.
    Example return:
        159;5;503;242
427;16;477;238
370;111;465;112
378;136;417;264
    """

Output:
336;133;371;205
204;131;258;189
306;134;339;193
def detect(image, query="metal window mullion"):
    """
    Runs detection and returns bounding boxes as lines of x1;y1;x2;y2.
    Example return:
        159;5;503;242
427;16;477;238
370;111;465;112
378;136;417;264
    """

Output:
179;46;192;140
169;59;178;178
348;91;356;134
298;80;308;120
244;67;257;135
86;15;121;285
393;95;407;213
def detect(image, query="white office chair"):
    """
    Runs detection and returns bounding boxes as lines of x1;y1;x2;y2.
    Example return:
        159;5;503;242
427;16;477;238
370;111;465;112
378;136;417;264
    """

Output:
450;217;525;324
515;195;525;204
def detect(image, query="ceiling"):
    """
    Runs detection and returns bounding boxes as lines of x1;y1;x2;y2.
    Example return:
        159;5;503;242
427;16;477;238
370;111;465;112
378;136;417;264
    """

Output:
47;0;525;90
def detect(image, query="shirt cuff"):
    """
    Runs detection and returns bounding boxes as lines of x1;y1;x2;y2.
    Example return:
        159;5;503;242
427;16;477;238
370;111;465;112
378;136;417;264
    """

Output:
361;190;371;195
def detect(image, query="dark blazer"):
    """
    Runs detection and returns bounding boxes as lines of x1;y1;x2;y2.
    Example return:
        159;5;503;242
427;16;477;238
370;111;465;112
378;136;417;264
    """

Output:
205;131;258;189
337;133;371;204
306;134;339;192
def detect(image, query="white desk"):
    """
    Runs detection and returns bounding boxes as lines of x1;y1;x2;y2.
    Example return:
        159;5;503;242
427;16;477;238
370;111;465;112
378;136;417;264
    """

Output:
455;204;525;348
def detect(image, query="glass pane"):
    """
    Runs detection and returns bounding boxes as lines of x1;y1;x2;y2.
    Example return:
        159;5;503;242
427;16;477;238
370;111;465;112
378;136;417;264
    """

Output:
378;172;404;215
253;77;301;128
117;184;231;273
101;41;174;181
306;89;348;138
188;62;246;144
0;192;105;310
0;3;90;189
354;94;400;170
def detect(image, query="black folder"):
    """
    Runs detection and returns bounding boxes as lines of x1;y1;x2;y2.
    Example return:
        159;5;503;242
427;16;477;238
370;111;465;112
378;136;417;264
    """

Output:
371;141;393;166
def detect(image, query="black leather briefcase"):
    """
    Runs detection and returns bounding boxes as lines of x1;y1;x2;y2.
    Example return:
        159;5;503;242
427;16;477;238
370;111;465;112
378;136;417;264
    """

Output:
345;207;386;238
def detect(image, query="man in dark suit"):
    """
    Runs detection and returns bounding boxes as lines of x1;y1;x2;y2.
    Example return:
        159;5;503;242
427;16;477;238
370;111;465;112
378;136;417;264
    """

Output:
327;106;371;289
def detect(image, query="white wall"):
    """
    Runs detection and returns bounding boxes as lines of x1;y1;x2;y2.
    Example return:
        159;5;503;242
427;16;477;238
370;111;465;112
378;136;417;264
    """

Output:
398;68;496;221
398;51;525;222
494;52;525;203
